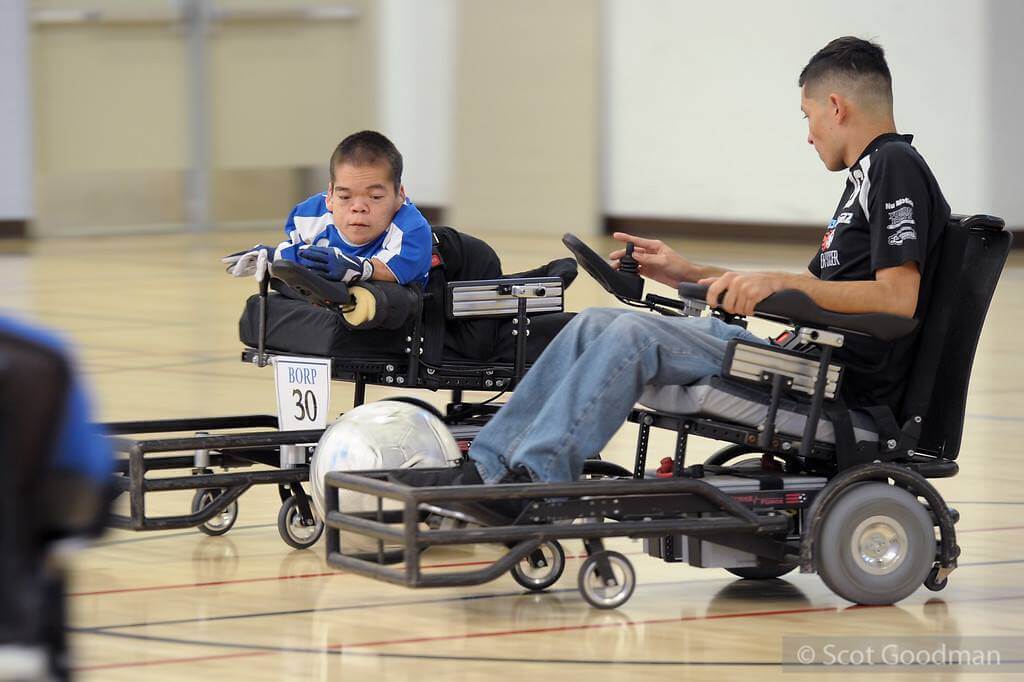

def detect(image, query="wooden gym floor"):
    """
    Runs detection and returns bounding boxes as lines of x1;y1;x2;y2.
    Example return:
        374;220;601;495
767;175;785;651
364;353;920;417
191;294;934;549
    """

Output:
2;228;1023;681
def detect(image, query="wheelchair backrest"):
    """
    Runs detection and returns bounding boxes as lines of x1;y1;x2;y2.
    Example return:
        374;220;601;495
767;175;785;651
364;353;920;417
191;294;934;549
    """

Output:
430;226;504;283
900;214;1012;459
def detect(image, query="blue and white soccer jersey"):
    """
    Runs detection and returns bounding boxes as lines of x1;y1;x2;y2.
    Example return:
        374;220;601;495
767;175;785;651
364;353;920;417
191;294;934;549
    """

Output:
274;193;433;286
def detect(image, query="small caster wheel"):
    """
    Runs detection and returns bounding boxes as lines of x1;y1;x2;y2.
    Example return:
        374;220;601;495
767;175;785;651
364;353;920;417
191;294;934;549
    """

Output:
923;565;949;592
278;495;324;549
192;488;238;536
726;562;797;580
578;550;635;609
510;541;565;591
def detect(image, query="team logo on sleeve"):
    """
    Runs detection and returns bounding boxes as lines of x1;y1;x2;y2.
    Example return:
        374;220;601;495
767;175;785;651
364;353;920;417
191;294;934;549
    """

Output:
888;225;918;246
885;198;915;229
822;227;836;251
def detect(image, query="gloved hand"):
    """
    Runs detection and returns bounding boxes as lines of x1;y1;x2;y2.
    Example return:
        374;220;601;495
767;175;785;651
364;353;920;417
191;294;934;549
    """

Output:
297;246;373;283
222;244;275;279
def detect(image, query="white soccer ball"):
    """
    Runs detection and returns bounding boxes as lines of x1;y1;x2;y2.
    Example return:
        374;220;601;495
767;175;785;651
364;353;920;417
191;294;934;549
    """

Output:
309;399;462;519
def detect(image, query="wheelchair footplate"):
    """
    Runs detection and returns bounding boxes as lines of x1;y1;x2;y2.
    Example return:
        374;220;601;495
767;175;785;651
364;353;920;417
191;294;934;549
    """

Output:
322;470;799;609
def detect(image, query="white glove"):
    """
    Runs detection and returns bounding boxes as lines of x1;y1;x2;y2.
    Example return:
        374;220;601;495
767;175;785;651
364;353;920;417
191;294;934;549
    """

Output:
222;245;273;280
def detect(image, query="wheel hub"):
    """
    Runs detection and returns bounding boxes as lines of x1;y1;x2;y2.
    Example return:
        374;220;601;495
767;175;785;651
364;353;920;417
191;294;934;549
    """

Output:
850;515;908;575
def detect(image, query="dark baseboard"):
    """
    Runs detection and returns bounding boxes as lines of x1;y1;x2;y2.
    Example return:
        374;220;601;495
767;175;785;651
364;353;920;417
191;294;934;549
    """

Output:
418;205;446;227
604;215;820;243
606;215;1024;249
0;220;28;239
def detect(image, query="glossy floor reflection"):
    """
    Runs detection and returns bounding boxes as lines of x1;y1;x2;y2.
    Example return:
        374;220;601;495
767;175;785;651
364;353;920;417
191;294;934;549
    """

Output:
4;228;1023;681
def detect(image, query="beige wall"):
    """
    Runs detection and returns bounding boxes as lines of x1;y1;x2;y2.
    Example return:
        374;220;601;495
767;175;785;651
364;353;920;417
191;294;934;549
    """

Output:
450;0;600;235
31;0;377;234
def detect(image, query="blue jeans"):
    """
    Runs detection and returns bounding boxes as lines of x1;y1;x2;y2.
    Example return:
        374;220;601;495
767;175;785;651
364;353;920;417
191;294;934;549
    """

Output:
468;308;765;483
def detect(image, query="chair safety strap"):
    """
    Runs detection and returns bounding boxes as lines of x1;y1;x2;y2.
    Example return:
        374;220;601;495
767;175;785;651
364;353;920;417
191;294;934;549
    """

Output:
863;405;901;452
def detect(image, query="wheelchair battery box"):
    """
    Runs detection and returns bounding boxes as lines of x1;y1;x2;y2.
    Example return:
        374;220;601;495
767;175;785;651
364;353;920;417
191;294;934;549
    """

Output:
643;472;826;567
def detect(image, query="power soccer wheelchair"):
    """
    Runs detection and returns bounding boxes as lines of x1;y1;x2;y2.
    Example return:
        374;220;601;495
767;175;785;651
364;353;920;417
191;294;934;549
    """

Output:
321;213;1010;609
103;226;577;549
1;321;111;680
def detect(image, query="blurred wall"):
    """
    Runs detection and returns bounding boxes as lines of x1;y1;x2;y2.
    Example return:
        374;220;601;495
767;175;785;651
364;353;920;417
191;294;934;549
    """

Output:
603;0;1008;226
31;0;377;235
0;1;32;228
23;0;1024;237
450;0;601;235
376;0;454;211
987;0;1024;227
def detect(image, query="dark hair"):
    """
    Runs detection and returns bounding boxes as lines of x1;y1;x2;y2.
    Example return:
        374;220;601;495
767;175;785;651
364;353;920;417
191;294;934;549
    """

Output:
799;37;892;102
329;130;403;190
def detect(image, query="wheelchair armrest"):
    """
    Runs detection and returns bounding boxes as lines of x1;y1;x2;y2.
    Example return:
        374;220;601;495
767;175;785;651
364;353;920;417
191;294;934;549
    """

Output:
677;283;918;342
447;276;564;319
724;339;842;398
504;257;579;289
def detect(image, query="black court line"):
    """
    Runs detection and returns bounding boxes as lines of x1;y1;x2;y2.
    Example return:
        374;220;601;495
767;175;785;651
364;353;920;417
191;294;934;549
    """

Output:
75;558;1024;634
73;577;723;632
70;592;1024;672
92;523;276;548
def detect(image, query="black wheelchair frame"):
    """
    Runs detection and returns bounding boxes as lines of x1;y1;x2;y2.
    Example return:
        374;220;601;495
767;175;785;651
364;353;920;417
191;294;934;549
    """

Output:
321;213;1010;609
104;263;570;549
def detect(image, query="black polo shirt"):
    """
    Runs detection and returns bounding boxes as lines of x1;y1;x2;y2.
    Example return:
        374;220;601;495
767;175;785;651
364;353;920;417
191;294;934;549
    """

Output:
808;133;950;413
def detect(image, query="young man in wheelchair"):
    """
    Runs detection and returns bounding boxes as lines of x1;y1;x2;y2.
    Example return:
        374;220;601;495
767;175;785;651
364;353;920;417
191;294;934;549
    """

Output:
396;36;951;496
224;130;432;288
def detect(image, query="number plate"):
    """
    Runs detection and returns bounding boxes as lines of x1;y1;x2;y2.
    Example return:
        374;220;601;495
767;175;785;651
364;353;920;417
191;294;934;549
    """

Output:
273;356;332;430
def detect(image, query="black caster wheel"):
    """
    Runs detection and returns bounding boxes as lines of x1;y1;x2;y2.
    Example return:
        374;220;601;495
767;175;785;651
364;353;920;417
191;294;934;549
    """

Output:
278;495;324;549
578;550;635;609
816;482;934;605
923;565;949;592
191;488;238;536
510;541;565;591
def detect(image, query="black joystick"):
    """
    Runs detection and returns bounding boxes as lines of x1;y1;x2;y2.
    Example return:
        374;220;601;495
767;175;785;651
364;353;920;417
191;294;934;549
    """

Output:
619;242;640;275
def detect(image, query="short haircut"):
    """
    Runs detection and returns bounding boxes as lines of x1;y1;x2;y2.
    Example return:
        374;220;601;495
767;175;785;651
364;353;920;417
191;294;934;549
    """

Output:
799;37;893;110
329;130;403;190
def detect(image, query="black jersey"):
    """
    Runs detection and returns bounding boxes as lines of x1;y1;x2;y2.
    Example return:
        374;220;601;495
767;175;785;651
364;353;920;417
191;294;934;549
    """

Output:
807;133;950;413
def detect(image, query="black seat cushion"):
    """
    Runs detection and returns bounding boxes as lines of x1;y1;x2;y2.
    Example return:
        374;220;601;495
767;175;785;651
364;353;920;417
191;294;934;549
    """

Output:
239;293;574;363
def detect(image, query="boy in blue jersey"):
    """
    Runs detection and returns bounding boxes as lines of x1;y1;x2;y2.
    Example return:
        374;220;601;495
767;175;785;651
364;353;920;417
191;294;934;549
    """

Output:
225;130;432;287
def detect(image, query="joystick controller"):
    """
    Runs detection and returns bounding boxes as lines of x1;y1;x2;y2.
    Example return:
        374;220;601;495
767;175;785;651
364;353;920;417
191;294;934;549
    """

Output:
561;233;644;302
619;242;640;275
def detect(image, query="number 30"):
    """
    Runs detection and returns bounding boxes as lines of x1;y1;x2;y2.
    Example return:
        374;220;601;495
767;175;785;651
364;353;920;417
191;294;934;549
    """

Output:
292;389;318;422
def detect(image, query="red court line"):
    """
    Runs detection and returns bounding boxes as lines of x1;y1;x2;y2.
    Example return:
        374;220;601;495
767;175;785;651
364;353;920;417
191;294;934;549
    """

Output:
69;554;592;598
74;603;839;672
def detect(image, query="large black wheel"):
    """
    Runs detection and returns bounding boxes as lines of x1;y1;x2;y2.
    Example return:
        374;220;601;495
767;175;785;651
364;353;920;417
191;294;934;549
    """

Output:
726;562;798;580
510;541;566;591
816;482;935;605
581;460;633;479
191;488;238;536
277;495;324;550
578;551;636;609
704;444;760;466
